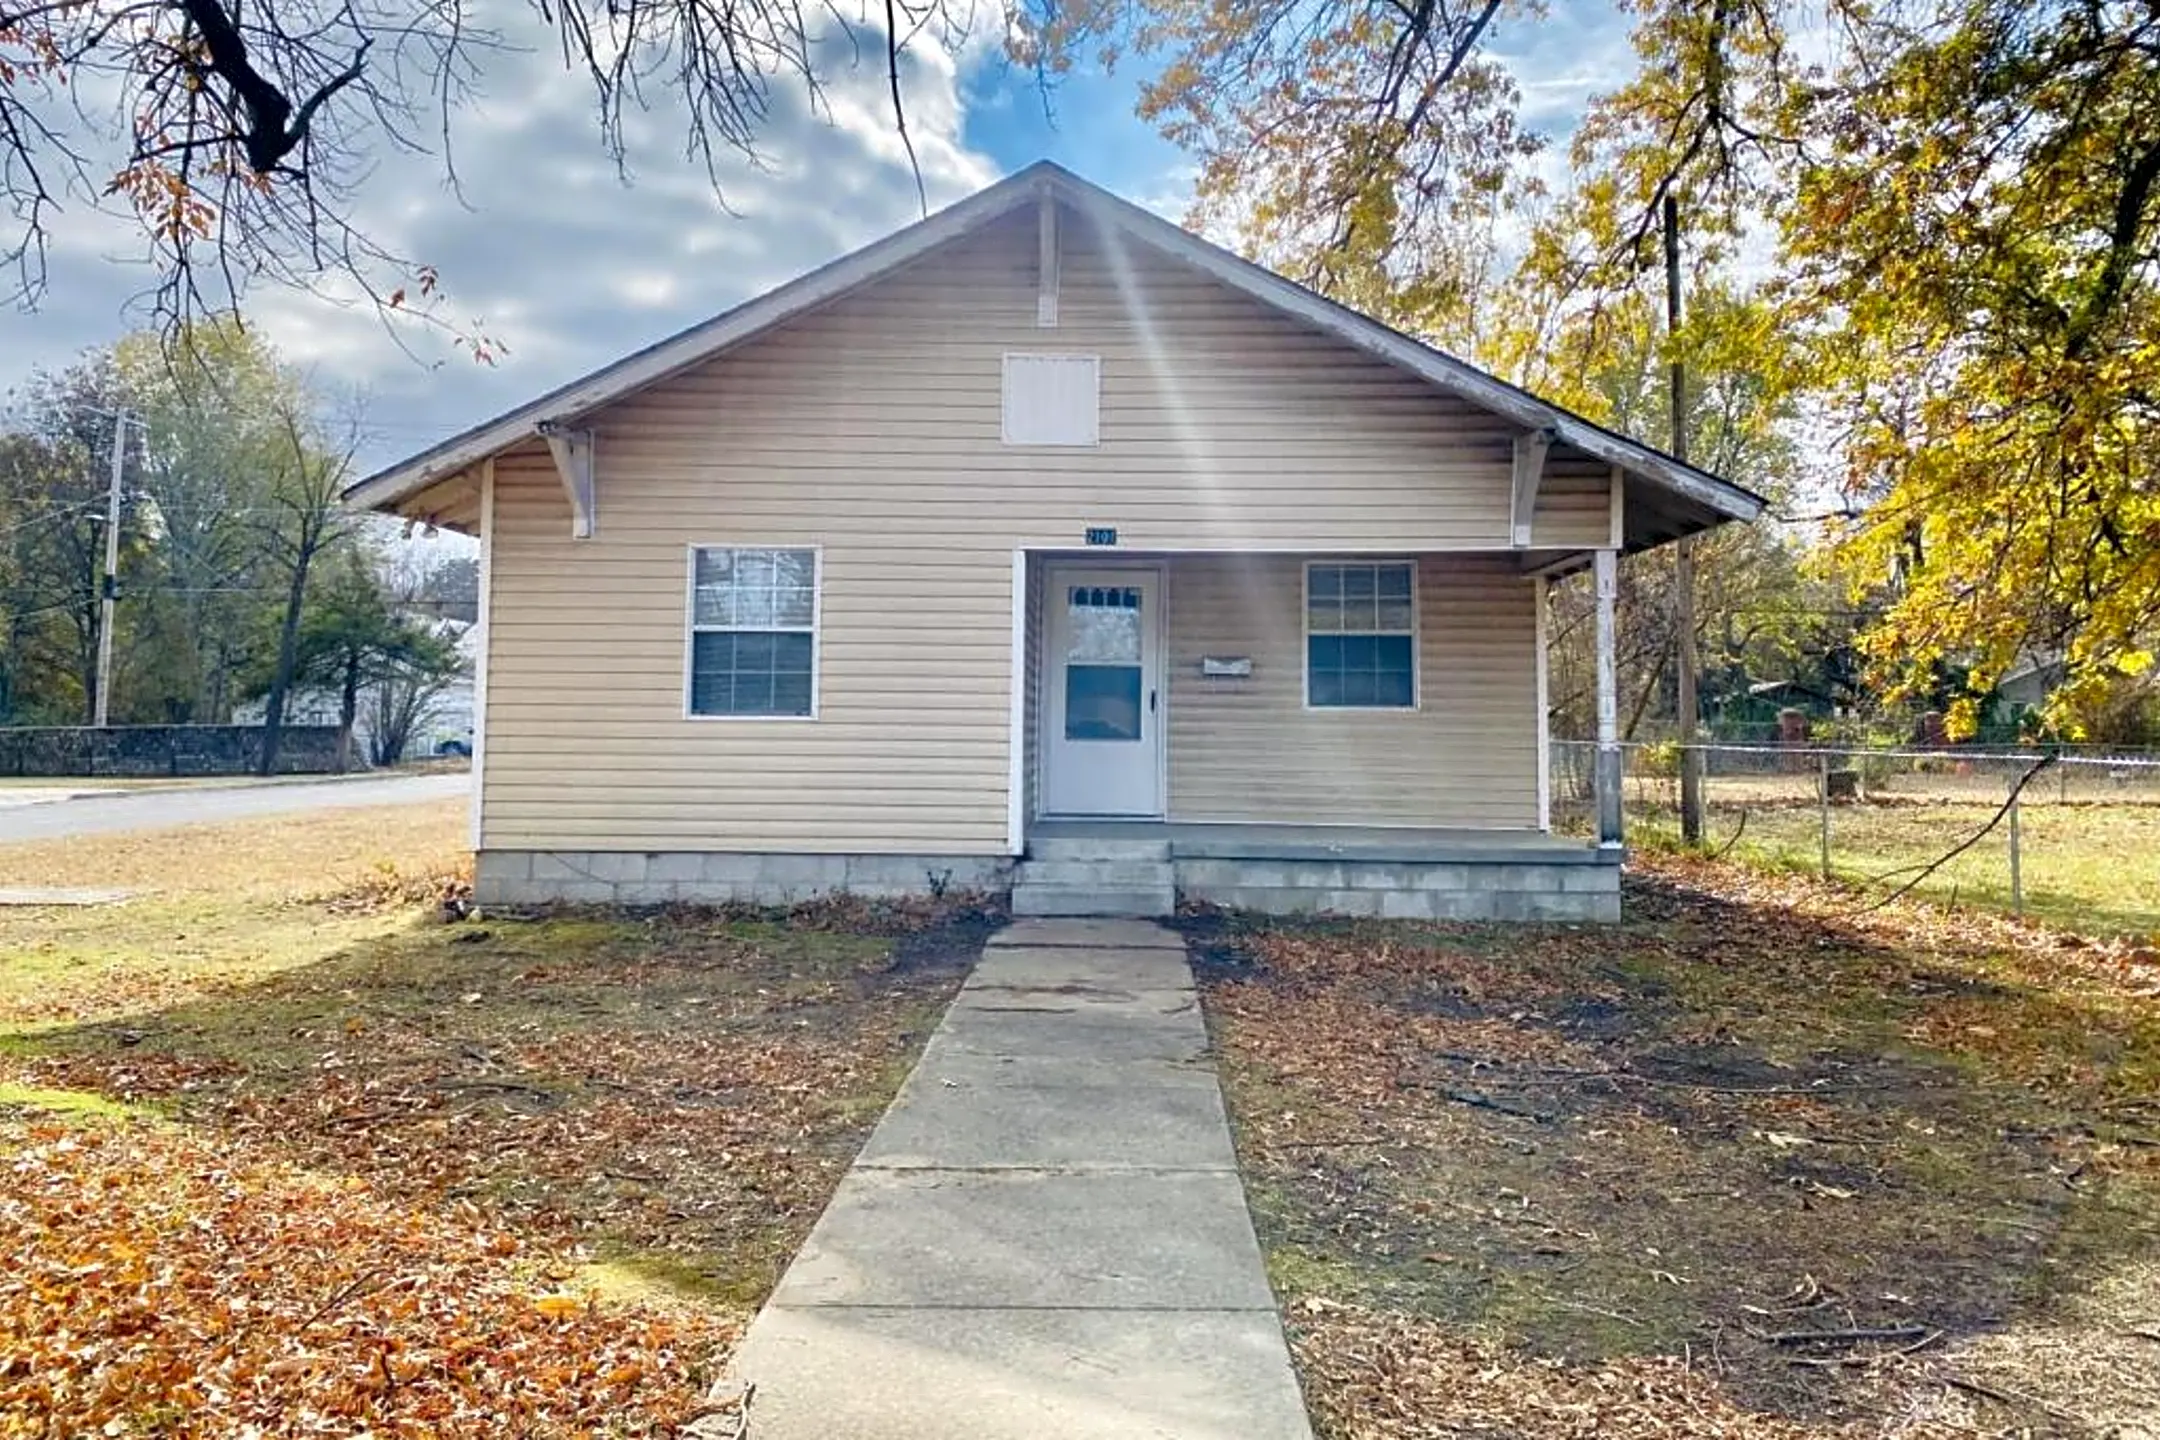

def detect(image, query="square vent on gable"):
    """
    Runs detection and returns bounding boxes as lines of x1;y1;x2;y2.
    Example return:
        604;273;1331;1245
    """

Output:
1001;353;1100;446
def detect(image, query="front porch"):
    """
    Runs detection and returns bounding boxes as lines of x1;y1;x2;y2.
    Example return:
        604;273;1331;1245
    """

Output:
1016;820;1620;923
1011;546;1625;921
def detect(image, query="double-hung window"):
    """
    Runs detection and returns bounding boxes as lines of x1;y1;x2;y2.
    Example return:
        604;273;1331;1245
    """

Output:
1305;561;1416;709
688;547;819;718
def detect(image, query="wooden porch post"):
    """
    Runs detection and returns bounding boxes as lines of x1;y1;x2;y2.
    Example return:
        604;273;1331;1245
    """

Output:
1594;547;1623;848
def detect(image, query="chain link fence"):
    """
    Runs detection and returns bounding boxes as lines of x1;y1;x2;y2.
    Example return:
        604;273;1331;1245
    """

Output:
1551;740;2160;936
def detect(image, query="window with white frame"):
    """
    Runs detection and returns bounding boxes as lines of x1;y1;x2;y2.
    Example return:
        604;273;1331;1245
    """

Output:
1306;561;1416;709
688;547;819;717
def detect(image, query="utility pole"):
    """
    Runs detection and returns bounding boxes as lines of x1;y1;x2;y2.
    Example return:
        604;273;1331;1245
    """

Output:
92;410;131;728
1666;194;1704;845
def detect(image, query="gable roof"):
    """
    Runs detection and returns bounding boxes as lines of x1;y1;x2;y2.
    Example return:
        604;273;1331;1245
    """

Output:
345;161;1765;528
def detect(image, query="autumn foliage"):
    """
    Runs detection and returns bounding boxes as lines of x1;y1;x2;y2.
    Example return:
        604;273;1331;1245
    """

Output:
0;1119;735;1437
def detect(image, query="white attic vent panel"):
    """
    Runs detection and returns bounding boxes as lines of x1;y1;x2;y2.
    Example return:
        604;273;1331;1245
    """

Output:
1002;353;1100;446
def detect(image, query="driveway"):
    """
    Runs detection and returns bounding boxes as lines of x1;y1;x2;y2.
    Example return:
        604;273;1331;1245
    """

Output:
0;772;468;845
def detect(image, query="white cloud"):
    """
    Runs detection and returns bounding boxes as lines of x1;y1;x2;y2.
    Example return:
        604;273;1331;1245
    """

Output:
0;14;1002;470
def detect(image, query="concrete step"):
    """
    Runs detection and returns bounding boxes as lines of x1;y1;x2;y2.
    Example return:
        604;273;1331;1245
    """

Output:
1010;883;1176;918
1028;835;1173;863
1015;858;1177;889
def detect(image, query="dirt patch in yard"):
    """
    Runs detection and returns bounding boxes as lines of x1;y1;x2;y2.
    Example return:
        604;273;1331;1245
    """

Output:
1185;855;2160;1438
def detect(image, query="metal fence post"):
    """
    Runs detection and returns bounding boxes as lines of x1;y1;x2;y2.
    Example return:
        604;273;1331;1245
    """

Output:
2009;780;2024;917
1818;750;1832;880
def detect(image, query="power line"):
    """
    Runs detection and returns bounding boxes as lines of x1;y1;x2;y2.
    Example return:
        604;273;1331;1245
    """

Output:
0;504;100;540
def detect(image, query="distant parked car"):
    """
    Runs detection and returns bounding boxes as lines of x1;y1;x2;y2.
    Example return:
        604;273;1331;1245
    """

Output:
435;737;473;758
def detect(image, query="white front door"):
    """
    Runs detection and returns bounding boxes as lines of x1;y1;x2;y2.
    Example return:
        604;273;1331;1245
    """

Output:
1042;566;1165;817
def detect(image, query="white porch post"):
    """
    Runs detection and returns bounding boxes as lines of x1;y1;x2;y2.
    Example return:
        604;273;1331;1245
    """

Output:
1534;573;1551;831
1594;547;1623;848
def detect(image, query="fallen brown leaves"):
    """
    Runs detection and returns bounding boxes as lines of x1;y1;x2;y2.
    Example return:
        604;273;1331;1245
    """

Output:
7;910;976;1313
1290;1303;1981;1440
0;1116;736;1438
0;803;992;1438
1192;857;2160;1438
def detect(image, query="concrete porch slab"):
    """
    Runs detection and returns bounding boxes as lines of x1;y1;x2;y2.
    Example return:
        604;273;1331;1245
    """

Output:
1030;819;1611;865
769;1168;1276;1311
728;1305;1311;1440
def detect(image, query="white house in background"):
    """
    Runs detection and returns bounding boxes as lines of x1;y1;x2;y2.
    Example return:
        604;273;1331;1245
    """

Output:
234;619;478;762
344;162;1762;920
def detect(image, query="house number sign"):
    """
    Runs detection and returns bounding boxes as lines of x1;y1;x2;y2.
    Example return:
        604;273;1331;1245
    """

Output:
1085;527;1118;546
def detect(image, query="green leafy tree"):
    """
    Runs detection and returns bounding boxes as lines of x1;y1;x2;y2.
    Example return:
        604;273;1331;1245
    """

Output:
290;550;461;769
114;319;297;721
0;361;155;724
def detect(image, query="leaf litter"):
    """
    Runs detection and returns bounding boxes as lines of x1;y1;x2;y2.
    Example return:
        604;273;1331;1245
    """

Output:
1186;852;2160;1439
0;819;995;1437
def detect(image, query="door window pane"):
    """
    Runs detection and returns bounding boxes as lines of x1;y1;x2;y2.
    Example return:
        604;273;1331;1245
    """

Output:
1066;664;1143;741
1067;585;1142;663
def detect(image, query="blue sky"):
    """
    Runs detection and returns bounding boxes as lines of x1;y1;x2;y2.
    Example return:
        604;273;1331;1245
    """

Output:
0;6;1636;472
959;57;1187;200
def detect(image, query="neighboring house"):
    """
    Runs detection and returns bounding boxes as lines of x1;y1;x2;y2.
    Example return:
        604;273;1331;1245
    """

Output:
1995;654;2064;713
348;163;1762;920
233;618;478;762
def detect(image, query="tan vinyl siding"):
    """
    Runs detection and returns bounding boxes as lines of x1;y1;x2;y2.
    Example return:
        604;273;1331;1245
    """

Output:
482;443;1009;851
480;206;1551;853
1531;456;1615;548
581;208;1531;552
1165;554;1538;828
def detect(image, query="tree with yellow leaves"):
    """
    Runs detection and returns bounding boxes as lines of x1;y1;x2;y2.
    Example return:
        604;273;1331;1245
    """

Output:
1124;0;2160;735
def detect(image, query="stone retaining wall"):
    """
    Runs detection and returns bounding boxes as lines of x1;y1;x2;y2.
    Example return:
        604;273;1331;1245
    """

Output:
0;724;347;777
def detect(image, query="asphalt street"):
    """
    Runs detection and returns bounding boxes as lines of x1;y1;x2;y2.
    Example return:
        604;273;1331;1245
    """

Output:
0;772;468;846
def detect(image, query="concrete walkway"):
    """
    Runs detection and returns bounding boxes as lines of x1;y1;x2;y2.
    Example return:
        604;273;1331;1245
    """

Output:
729;917;1312;1439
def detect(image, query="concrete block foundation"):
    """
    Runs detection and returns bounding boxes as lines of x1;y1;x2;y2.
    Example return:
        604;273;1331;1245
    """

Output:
474;840;1623;922
474;850;1015;907
1172;854;1621;923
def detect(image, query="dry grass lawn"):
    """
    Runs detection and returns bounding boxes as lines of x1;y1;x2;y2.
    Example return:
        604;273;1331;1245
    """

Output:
0;800;988;1436
0;799;470;1029
1189;856;2160;1439
1630;796;2160;937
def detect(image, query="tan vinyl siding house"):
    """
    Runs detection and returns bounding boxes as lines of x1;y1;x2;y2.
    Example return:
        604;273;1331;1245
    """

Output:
352;162;1762;921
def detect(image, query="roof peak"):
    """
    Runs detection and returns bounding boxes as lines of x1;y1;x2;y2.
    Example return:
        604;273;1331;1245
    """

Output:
346;161;1761;530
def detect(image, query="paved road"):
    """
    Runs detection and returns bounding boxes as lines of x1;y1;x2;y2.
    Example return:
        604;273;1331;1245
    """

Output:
0;772;468;845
